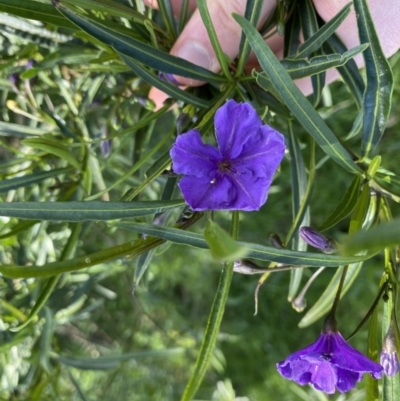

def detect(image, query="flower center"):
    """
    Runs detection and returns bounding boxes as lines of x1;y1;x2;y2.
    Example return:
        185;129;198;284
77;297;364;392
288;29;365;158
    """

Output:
218;160;235;173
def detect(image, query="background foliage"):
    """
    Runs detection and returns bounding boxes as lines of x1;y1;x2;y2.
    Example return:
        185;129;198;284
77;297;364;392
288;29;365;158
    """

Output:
0;0;399;400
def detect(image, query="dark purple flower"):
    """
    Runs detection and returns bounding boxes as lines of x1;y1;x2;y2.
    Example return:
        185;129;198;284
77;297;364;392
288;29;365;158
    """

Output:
170;100;285;211
299;226;336;254
158;72;180;86
277;330;382;394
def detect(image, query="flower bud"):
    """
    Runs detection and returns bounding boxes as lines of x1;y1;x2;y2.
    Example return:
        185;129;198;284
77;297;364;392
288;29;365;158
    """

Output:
9;73;20;92
380;322;400;376
299;226;336;254
270;233;284;249
158;72;180;86
25;59;38;86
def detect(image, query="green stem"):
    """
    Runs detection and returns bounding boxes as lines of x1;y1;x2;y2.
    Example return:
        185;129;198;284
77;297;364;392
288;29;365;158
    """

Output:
180;212;239;401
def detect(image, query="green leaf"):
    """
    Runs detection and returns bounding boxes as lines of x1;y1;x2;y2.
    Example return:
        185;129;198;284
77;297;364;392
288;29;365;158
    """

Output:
234;14;361;174
61;0;163;35
325;34;365;109
236;0;264;76
0;0;76;29
116;222;370;267
366;299;379;401
283;2;301;57
196;0;231;80
298;262;364;328
349;183;370;234
0;236;163;278
39;307;54;374
22;138;81;170
204;220;247;262
276;45;368;80
298;0;325;105
340;218;400;256
295;2;351;58
318;175;362;232
156;0;177;39
120;54;211;108
0;121;53;137
353;0;394;156
0;220;39;240
287;126;310;301
0;167;73;193
367;155;381;179
55;2;224;84
180;212;239;401
0;200;186;221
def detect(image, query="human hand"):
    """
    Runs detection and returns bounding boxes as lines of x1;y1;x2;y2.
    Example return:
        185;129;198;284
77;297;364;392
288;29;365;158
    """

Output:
144;0;400;109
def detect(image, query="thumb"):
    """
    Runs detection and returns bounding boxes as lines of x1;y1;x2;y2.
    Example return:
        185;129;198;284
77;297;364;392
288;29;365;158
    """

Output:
171;0;277;86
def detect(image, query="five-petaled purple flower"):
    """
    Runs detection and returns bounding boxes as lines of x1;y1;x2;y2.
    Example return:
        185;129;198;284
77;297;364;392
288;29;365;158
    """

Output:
277;329;382;393
170;100;285;211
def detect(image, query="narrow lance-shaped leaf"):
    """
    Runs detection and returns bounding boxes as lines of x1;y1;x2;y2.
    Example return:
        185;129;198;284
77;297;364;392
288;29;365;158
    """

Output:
318;175;362;232
295;2;351;59
287;126;310;301
233;14;361;174
0;0;76;29
197;0;232;80
236;0;264;76
120;54;211;109
280;45;368;79
180;212;239;401
54;2;224;84
0;167;73;193
0;199;186;221
340;218;400;256
116;222;371;267
299;0;325;105
22;138;81;170
325;34;365;109
353;0;394;156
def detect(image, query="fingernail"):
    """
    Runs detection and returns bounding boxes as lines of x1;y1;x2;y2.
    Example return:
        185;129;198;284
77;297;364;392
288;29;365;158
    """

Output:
174;41;213;70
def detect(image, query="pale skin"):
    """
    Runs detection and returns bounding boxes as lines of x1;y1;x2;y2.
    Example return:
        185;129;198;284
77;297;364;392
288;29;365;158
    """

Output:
144;0;400;109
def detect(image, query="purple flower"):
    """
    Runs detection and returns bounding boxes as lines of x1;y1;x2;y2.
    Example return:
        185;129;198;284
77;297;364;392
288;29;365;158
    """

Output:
170;100;285;211
299;226;336;254
277;330;382;394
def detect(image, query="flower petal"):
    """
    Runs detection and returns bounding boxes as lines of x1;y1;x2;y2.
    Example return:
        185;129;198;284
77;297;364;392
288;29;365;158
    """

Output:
178;174;238;211
170;130;220;178
310;362;337;394
231;175;273;211
233;126;285;179
214;100;262;160
336;368;361;393
330;333;383;378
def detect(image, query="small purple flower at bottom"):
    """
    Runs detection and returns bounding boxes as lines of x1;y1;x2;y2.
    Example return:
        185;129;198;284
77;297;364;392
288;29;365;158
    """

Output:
277;330;382;394
170;100;285;211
